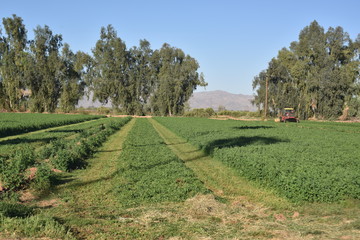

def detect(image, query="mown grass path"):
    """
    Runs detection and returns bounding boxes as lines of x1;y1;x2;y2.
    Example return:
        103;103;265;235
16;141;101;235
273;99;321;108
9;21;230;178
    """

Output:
45;118;136;239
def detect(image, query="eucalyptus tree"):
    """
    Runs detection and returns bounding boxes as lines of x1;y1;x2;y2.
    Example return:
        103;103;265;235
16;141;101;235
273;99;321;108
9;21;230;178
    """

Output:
28;25;63;112
0;26;5;108
253;21;360;119
89;25;129;112
127;39;155;115
0;15;28;111
59;43;86;112
151;43;207;116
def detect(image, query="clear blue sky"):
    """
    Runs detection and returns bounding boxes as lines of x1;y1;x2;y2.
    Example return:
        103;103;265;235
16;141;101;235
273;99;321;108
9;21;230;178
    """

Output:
1;0;359;95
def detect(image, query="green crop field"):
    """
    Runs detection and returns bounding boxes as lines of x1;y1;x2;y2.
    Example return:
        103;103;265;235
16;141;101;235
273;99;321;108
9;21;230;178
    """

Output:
155;117;360;202
0;112;104;138
1;116;360;239
115;118;208;208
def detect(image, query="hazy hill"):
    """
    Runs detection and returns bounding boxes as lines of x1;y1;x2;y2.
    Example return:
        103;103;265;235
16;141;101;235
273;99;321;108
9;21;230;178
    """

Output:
188;90;256;111
78;90;257;112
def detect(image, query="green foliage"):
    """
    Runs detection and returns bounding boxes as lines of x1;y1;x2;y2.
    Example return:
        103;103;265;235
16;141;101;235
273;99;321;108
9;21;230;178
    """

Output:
0;16;87;113
150;44;207;116
0;112;103;138
1;15;205;115
217;110;260;118
49;117;131;171
96;106;111;115
253;21;360;120
116;119;208;207
184;108;216;117
30;163;54;191
0;202;34;218
0;213;75;239
0;115;130;199
87;26;206;116
155;117;360;203
59;44;85;113
0;145;35;191
0;15;28;111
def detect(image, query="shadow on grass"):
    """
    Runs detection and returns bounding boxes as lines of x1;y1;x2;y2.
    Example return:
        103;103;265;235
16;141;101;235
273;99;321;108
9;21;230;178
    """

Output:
203;136;288;155
0;137;57;146
58;169;121;190
128;140;187;148
48;129;82;133
97;148;123;153
232;126;274;130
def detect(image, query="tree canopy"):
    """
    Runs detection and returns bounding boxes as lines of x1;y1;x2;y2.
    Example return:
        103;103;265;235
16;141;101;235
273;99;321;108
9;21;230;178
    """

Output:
253;21;360;119
0;16;206;115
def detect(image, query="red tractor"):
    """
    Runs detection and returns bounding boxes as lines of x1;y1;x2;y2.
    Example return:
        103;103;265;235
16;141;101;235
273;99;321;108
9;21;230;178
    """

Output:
279;108;299;123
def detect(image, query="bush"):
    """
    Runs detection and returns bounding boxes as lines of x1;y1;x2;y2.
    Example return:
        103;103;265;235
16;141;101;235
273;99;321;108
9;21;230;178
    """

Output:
31;164;54;191
217;110;260;118
184;108;216;118
97;106;111;115
0;145;35;191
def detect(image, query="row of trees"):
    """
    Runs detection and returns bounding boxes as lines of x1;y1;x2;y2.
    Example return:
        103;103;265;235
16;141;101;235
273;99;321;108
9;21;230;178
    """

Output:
0;15;206;115
253;21;360;119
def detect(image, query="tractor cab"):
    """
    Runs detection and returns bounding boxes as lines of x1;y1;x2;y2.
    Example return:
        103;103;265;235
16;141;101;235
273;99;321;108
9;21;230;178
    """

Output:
279;108;299;123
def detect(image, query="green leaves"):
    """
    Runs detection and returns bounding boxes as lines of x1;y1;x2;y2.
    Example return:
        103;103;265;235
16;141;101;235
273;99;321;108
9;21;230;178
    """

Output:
87;26;206;116
1;16;205;115
253;21;360;120
150;44;206;116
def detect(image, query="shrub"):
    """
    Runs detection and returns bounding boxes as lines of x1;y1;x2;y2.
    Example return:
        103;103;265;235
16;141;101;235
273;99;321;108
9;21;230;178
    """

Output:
184;108;216;118
217;110;260;118
0;145;35;191
31;163;54;191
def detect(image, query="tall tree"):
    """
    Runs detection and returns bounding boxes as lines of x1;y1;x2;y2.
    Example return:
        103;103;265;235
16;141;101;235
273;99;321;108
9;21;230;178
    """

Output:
253;21;360;120
89;25;129;112
28;25;63;112
127;39;155;115
59;44;85;112
0;15;28;111
151;43;207;116
0;26;5;108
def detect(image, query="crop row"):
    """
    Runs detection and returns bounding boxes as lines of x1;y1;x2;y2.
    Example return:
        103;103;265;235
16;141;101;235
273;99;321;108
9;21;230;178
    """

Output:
0;112;104;138
0;117;119;155
115;118;208;207
0;117;131;198
155;117;360;202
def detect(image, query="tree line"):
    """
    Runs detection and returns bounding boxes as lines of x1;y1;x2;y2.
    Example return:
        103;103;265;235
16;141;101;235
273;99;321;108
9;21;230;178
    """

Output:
0;15;206;115
253;21;360;120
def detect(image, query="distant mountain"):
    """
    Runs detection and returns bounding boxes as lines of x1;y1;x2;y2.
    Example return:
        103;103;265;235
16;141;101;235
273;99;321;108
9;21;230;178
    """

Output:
188;90;256;111
78;90;257;112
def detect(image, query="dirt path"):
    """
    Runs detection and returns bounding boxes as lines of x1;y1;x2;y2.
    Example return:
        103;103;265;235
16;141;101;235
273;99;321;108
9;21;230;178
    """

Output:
44;118;136;239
